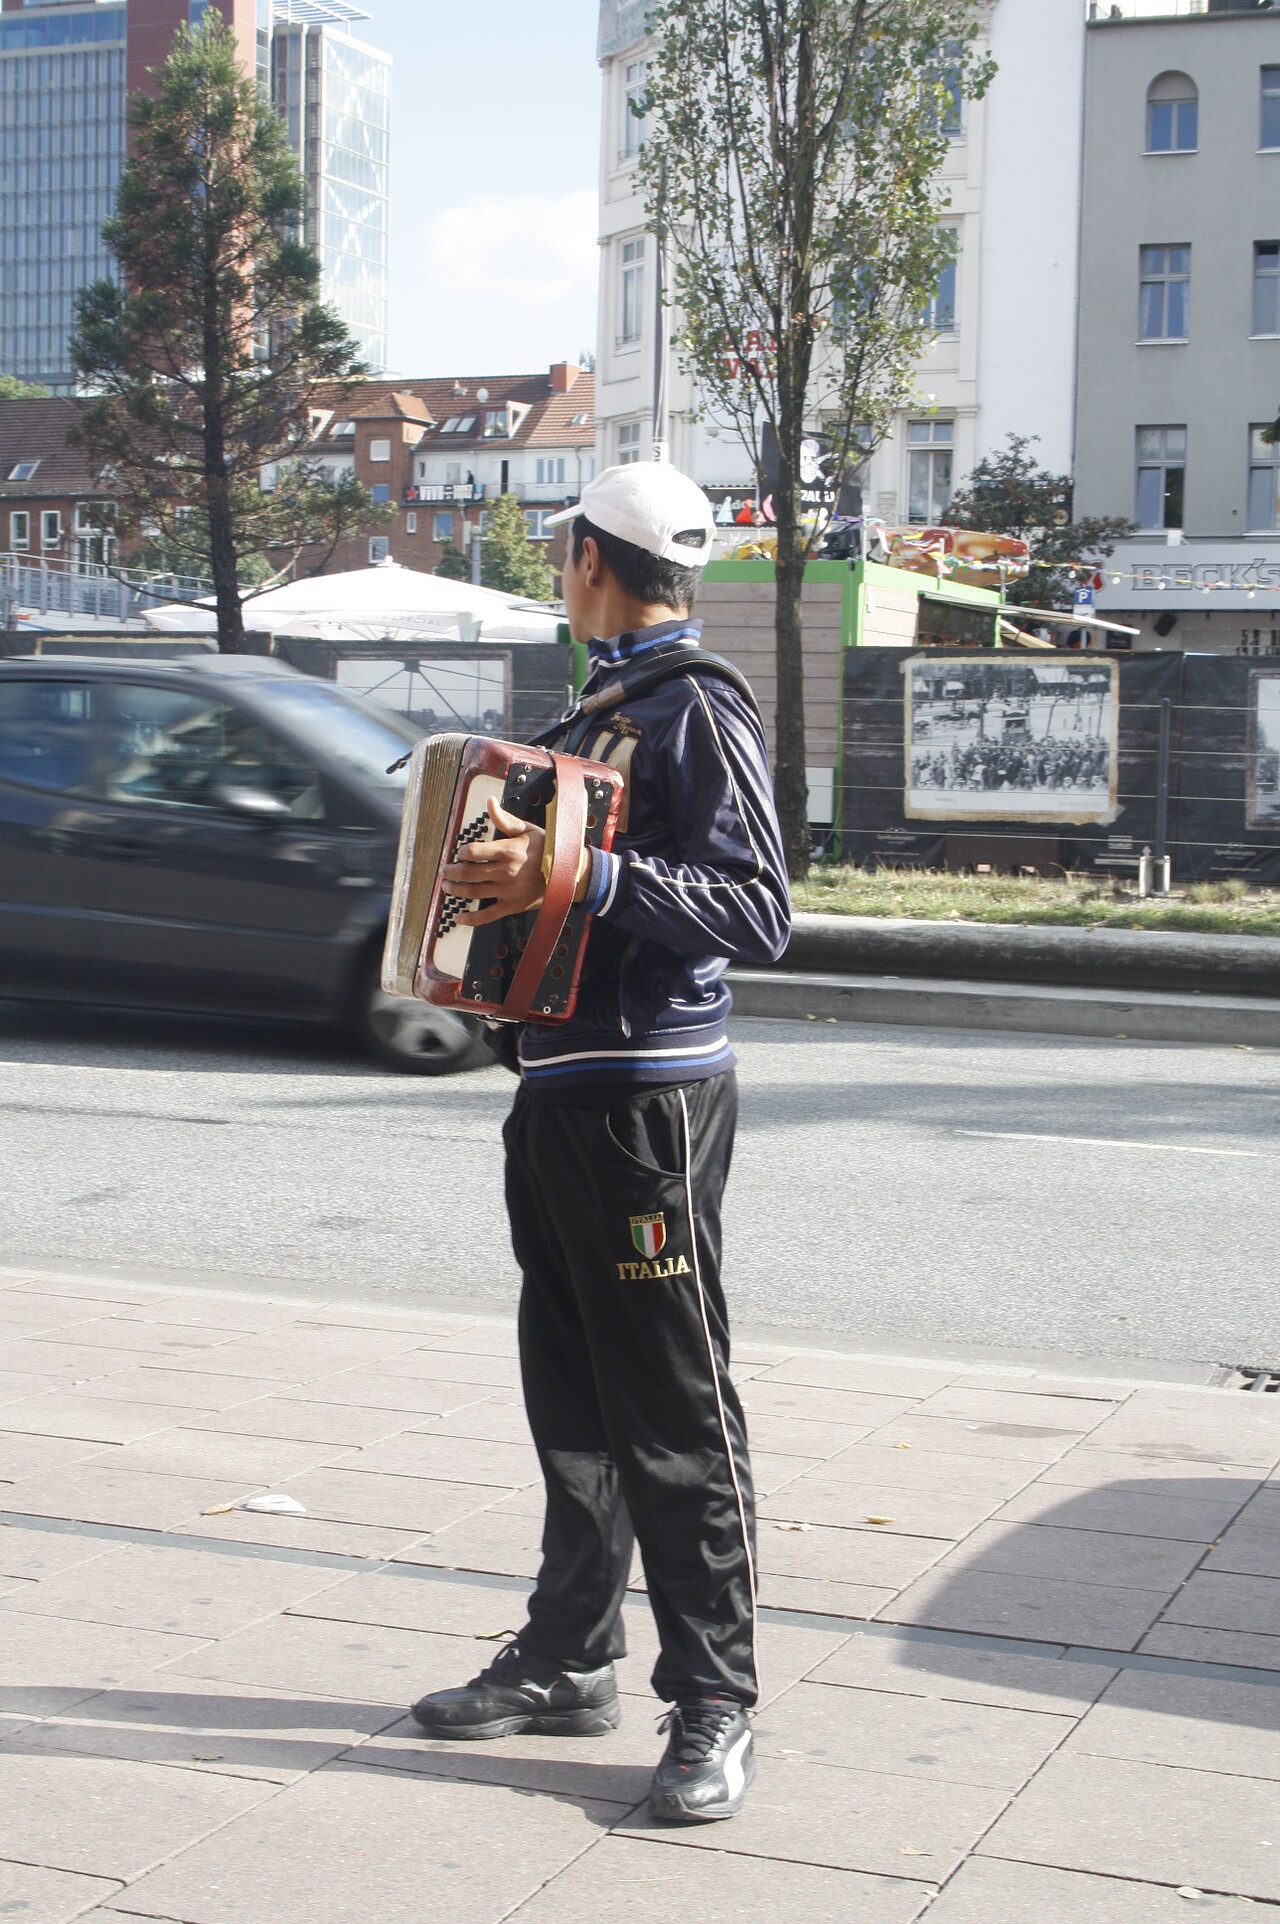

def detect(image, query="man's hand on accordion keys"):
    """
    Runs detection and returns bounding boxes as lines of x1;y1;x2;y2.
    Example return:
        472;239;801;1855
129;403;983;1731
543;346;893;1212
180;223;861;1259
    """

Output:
441;796;592;928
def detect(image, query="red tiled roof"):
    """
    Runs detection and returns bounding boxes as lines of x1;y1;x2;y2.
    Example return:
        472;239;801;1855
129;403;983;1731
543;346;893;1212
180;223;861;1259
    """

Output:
319;368;595;451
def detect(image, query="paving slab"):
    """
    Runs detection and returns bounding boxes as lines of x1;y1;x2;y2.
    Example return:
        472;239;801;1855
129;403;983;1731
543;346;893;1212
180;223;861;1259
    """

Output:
69;1368;302;1409
424;1324;521;1357
1036;1452;1263;1491
283;1568;551;1640
778;1440;1045;1497
0;1677;401;1783
0;1750;274;1880
745;1449;822;1496
621;1757;1010;1879
756;1519;949;1589
1082;1396;1280;1468
943;1519;1206;1592
278;1372;499;1416
264;1466;502;1533
357;1706;659;1804
922;1857;1260;1922
1204;1496;1280;1578
0;1463;253;1530
372;1349;525;1389
195;1326;417;1379
1138;1622;1280;1670
0;1369;84;1404
167;1610;483;1707
429;1397;540;1445
3;1541;350;1638
102;1761;627;1924
753;1679;1073;1789
0;1609;203;1716
181;1396;413;1447
757;1573;894;1616
0;1395;201;1445
738;1411;875;1459
0;1526;118;1584
993;1481;1251;1545
0;1863;124;1924
343;1431;542;1487
753;1355;959;1398
103;1430;347;1485
737;1381;920;1427
809;1632;1117;1716
856;1412;1086;1463
910;1387;1119;1430
1158;1570;1280;1635
883;1568;1172;1650
1064;1667;1280;1780
760;1479;1016;1542
501;1834;932;1924
39;1319;231;1357
977;1750;1280;1902
178;1508;428;1560
0;1432;114;1480
398;1509;546;1580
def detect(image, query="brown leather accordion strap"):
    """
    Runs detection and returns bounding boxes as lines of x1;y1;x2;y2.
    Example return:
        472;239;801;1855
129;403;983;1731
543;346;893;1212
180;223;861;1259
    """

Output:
499;753;588;1022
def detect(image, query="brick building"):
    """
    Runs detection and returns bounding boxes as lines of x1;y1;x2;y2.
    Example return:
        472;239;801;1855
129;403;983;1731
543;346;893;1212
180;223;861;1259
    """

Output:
0;398;115;571
287;361;596;581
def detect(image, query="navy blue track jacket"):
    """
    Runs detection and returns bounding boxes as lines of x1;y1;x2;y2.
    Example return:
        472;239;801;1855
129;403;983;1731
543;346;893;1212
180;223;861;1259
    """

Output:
515;618;792;1092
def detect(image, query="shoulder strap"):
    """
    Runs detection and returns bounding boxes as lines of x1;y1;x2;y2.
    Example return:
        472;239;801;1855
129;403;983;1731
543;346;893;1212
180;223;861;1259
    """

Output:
533;643;760;747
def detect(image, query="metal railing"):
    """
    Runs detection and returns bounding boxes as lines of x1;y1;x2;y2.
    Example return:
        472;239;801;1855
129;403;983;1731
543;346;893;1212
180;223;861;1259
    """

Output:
0;553;213;627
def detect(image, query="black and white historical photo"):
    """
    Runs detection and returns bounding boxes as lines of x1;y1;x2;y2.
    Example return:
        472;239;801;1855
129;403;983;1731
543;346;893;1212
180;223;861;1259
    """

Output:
905;655;1118;822
1248;669;1280;829
336;656;507;736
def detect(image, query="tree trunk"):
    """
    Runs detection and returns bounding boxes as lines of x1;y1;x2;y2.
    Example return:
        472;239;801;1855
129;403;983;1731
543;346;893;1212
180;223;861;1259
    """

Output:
207;468;245;654
772;463;810;883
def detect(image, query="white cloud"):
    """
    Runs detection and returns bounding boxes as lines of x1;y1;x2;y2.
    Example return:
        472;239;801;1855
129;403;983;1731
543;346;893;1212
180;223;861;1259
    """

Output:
390;190;599;372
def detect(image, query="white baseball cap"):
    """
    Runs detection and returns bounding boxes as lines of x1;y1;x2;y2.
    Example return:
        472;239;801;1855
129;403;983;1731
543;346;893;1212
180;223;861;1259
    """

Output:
545;462;716;567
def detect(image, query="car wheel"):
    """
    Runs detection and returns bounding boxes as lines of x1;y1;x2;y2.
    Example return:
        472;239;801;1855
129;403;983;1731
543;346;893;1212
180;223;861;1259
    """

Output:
354;955;496;1076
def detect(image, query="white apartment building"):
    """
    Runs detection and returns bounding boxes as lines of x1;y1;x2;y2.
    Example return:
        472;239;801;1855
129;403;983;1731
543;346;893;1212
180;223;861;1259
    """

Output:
594;0;1087;524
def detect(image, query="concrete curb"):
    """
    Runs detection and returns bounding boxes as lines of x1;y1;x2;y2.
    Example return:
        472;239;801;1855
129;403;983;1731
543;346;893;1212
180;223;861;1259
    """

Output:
730;965;1280;1045
784;911;1280;997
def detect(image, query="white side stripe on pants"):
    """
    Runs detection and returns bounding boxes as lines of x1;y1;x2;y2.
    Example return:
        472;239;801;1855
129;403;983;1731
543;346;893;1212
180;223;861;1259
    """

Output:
678;1085;760;1701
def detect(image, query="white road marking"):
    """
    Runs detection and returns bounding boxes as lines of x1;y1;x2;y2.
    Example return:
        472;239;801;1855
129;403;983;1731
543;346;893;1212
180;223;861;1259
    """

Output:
962;1130;1271;1161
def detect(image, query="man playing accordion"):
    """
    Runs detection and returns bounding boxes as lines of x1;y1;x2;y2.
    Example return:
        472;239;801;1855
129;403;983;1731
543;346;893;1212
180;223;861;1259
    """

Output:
409;461;791;1825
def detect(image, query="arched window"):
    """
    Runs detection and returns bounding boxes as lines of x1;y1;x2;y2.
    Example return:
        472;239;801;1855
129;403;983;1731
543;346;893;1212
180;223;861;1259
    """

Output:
1147;72;1198;153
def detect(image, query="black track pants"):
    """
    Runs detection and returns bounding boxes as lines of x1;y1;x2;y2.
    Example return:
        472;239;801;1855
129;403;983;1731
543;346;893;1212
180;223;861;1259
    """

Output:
504;1071;758;1708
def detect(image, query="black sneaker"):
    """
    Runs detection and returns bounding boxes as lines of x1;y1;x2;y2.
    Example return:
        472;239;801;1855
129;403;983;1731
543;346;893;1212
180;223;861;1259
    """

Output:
649;1696;755;1823
409;1639;621;1742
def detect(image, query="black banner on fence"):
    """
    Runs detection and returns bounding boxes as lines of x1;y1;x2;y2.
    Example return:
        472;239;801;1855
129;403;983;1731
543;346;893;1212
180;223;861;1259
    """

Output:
841;647;1280;883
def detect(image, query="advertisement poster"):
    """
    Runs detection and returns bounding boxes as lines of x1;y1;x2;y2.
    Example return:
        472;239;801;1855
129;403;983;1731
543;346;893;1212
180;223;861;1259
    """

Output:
904;655;1119;822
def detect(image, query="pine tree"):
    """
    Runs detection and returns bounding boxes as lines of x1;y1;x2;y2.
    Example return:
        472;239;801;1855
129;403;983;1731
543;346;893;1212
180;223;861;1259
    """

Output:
69;13;386;650
479;492;555;601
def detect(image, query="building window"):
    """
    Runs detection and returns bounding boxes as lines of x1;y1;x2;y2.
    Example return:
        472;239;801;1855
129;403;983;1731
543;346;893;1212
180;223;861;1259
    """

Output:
922;234;958;333
621;57;647;160
433;511;453;541
1263;66;1280;148
483;409;508;439
1248;425;1280;529
371;484;390;505
619;238;645;346
1146;72;1197;153
369;536;390;563
524;510;556;541
907;419;954;524
1136;425;1186;529
6;461;39;483
9;511;30;551
369;439;391;463
1139;245;1190;340
405;511;418;534
536;457;566;485
41;511;61;548
617;420;643;466
444;462;463;484
1254;243;1280;335
928;41;963;138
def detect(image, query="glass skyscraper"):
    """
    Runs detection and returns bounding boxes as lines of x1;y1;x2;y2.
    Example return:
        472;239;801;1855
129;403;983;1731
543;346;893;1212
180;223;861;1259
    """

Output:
0;0;388;391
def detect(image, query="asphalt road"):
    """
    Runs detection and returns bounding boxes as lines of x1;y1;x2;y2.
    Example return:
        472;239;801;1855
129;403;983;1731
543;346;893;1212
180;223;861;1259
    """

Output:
1;998;1278;1371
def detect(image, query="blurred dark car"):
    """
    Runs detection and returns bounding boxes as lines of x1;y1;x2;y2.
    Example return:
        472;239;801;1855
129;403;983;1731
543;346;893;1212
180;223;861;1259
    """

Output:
0;655;494;1074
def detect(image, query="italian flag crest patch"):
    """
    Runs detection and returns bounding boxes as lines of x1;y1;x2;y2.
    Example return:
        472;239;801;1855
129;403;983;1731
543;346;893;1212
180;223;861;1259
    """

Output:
629;1213;667;1259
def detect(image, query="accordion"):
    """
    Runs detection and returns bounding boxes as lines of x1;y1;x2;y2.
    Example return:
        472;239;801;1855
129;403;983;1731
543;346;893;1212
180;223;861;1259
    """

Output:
382;733;625;1024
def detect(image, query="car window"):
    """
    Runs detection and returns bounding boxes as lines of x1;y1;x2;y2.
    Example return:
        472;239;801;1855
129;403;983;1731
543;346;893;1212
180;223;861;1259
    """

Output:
105;685;325;819
0;680;96;794
246;678;422;791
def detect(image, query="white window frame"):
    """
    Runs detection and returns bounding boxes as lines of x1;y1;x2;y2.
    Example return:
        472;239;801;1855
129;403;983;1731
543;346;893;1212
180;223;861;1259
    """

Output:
906;419;954;525
1138;244;1191;343
1253;242;1280;338
405;511;418;534
1262;65;1280;150
617;420;643;466
369;438;392;463
524;509;556;542
6;461;38;483
1135;425;1186;531
619;237;645;347
41;509;61;548
432;510;453;542
1247;425;1280;531
9;510;30;550
621;57;647;162
536;457;566;486
369;535;390;563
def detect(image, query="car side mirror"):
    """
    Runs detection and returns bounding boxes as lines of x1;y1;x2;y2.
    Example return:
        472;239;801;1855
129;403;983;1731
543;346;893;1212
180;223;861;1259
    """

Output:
213;783;292;820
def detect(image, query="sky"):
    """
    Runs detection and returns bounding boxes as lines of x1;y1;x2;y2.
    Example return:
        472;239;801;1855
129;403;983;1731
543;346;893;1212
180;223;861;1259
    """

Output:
354;0;602;378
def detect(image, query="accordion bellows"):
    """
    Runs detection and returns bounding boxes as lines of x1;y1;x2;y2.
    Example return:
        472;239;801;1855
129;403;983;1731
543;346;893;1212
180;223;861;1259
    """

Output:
383;733;624;1024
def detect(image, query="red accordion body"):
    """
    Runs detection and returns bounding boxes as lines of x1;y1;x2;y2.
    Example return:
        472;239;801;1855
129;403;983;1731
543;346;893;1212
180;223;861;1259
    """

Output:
382;733;624;1024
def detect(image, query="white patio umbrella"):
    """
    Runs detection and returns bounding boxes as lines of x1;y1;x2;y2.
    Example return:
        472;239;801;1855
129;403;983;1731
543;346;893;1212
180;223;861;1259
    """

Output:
141;560;563;644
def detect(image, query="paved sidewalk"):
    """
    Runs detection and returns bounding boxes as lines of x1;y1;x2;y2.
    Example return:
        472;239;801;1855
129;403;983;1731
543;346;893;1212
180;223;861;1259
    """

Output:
1;1272;1278;1922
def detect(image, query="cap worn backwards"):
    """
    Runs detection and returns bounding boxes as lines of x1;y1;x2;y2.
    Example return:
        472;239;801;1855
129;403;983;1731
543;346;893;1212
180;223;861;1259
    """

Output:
544;462;716;568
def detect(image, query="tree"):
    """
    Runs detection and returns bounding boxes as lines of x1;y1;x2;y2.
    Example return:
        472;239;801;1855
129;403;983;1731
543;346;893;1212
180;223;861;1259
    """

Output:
479;492;555;600
69;13;385;651
434;540;471;582
0;375;48;400
944;434;1134;611
640;0;993;877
